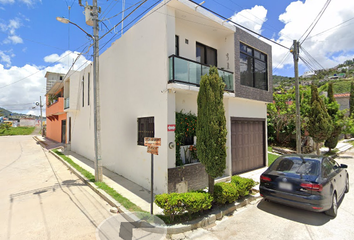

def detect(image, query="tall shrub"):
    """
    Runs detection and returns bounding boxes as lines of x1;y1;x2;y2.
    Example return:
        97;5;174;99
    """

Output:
197;66;227;195
308;84;333;155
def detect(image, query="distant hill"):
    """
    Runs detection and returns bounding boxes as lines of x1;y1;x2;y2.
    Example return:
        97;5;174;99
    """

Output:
0;107;31;118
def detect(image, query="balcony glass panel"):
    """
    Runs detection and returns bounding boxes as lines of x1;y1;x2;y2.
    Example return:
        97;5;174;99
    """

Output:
169;55;234;92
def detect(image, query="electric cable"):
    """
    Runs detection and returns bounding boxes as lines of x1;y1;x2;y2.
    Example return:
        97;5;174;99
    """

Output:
299;0;331;44
306;16;354;40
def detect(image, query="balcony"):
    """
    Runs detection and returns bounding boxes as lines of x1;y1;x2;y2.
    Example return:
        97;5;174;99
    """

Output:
46;97;65;120
169;55;234;92
64;97;69;109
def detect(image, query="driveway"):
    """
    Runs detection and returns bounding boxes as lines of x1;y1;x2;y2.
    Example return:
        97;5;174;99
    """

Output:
183;150;354;240
0;136;113;240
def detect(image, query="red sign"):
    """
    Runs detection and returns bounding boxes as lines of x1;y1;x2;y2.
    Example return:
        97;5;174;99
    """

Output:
147;146;159;155
167;124;176;131
144;137;161;146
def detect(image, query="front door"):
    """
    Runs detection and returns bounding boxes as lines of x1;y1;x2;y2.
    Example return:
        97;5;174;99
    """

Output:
61;120;66;143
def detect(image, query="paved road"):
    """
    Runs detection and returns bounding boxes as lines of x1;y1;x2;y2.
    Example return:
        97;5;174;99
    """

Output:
182;150;354;240
0;136;113;240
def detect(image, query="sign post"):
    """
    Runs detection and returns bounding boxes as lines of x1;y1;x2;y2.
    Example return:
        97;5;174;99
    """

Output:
144;137;161;214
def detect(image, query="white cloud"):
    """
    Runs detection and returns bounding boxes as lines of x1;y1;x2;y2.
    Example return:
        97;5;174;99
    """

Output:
0;0;15;4
0;50;12;67
0;50;91;115
230;5;268;35
0;17;23;47
273;0;354;72
4;35;23;44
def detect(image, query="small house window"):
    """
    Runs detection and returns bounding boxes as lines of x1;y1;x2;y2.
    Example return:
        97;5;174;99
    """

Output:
137;117;154;145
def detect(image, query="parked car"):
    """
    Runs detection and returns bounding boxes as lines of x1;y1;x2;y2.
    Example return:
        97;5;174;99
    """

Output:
260;154;349;217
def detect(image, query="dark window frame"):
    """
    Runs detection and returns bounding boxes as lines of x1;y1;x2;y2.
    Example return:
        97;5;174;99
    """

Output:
240;42;268;91
175;35;179;56
196;42;217;66
82;76;84;107
137;117;154;146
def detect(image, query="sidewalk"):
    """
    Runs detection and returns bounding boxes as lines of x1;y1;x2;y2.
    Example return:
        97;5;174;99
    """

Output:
320;139;353;155
33;136;161;214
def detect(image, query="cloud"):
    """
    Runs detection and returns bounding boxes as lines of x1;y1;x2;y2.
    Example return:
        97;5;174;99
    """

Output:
1;17;23;46
230;5;268;35
272;0;354;72
4;35;23;44
0;50;91;116
0;0;15;4
0;50;12;67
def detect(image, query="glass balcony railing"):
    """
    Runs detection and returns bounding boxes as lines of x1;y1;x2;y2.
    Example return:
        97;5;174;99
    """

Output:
169;55;234;92
64;97;70;109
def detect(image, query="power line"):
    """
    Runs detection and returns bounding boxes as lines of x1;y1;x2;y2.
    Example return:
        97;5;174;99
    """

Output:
101;0;144;22
300;45;325;70
306;16;354;40
186;0;289;50
299;0;331;44
99;0;148;41
0;41;91;89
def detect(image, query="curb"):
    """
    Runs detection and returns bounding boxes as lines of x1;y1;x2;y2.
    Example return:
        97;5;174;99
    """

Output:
33;137;262;234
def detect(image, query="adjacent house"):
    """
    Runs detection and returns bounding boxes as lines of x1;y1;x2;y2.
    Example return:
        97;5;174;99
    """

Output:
45;72;67;143
63;0;273;195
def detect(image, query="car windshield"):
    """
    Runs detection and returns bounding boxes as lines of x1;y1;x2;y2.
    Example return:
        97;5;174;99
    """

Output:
269;156;320;176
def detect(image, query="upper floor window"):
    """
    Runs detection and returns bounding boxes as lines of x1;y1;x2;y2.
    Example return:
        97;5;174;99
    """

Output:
137;117;154;146
240;43;268;91
175;35;179;56
196;42;217;66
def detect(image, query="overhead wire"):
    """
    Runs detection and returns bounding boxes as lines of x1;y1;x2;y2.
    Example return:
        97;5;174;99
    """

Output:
300;45;325;70
306;16;354;40
299;0;331;44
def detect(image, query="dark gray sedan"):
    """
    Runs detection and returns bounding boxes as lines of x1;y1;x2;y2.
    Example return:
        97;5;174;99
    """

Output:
260;154;349;217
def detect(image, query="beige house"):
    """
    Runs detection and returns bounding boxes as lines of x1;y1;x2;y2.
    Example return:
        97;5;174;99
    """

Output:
62;0;273;195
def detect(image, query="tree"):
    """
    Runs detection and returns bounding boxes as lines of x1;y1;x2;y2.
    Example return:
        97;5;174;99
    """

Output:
350;82;354;118
308;84;333;155
325;83;343;152
196;66;227;195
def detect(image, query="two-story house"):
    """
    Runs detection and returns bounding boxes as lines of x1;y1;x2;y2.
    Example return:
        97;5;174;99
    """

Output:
63;0;272;195
45;71;67;143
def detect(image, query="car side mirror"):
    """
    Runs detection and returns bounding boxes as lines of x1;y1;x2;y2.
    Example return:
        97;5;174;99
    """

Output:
340;164;348;168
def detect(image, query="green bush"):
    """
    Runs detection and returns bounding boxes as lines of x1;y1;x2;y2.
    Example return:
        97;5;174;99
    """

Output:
182;192;213;216
231;176;256;197
214;182;239;204
154;192;213;221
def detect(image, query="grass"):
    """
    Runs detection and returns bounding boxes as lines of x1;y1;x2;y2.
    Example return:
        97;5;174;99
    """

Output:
268;152;278;166
52;149;147;213
0;126;35;136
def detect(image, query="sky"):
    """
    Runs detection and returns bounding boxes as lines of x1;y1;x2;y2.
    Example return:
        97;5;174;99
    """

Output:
0;0;354;116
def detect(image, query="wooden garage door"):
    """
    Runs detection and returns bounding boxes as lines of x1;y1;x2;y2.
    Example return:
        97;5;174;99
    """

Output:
231;119;265;174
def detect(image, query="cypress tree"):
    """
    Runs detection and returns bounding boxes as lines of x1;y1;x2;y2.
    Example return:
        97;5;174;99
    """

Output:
197;66;227;195
325;83;341;152
350;82;354;118
308;84;333;155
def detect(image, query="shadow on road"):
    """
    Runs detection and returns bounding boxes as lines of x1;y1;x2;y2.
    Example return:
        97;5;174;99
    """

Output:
257;199;332;226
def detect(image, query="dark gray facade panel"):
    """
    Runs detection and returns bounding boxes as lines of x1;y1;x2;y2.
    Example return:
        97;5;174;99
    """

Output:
234;27;273;103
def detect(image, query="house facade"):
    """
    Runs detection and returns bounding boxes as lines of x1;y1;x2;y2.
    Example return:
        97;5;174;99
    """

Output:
45;72;67;143
63;0;273;195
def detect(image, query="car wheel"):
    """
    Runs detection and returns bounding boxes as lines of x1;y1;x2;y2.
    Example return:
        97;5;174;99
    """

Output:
345;175;349;193
325;193;337;218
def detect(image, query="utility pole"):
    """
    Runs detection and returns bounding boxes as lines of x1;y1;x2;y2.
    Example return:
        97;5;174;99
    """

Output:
292;40;301;154
92;0;103;182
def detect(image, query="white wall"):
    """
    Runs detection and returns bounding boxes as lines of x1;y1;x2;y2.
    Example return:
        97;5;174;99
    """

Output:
97;4;172;194
67;65;95;161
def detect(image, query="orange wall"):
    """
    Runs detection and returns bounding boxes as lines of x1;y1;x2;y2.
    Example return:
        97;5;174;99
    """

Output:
46;113;67;143
46;95;67;143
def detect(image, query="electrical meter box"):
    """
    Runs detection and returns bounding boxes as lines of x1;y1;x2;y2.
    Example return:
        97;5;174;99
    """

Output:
85;5;93;26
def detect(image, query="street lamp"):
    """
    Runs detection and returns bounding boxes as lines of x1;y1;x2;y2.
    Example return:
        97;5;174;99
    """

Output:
56;6;102;182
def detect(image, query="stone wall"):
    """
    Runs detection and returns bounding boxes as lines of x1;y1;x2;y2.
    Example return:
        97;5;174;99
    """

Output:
168;162;208;193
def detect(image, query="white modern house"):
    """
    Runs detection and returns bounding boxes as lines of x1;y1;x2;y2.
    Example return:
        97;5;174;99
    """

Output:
63;0;273;195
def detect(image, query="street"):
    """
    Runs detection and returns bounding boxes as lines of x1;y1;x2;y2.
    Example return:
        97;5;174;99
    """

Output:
182;150;354;240
0;136;113;240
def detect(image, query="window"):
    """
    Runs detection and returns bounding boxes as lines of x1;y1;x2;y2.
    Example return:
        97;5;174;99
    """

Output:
137;117;154;145
175;35;179;56
88;73;90;106
322;158;335;177
240;43;268;91
82;76;85;107
196;42;217;66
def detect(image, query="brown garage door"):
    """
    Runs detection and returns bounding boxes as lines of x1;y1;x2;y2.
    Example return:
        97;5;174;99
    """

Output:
231;118;265;174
